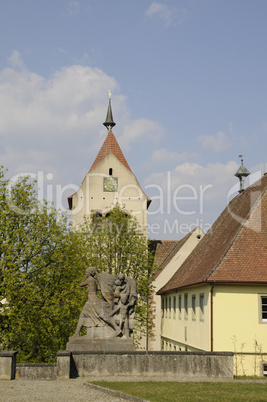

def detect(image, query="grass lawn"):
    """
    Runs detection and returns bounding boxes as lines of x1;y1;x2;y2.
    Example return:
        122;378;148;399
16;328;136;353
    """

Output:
91;381;267;401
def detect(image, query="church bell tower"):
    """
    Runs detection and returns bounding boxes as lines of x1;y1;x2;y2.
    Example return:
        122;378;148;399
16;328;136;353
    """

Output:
68;93;151;231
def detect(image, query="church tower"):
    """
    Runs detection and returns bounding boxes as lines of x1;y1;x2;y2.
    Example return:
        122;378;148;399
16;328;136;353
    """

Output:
68;94;151;231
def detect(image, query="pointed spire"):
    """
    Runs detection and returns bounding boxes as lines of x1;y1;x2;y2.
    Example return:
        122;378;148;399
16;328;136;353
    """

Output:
235;155;250;193
103;90;116;130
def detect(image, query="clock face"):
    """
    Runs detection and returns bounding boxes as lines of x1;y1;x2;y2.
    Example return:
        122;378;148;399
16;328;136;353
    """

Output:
103;177;118;192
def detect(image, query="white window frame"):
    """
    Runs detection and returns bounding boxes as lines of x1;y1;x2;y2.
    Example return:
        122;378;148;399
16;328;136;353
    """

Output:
260;295;267;323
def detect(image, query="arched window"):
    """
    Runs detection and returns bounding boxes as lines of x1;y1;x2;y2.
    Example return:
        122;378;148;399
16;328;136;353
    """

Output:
92;212;102;226
109;168;113;176
105;211;128;220
105;211;129;234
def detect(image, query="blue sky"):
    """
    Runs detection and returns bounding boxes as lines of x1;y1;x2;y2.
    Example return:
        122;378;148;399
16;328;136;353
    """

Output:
1;0;266;239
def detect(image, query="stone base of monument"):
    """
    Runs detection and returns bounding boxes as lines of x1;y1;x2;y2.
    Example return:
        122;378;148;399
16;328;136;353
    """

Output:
66;336;135;352
62;351;234;379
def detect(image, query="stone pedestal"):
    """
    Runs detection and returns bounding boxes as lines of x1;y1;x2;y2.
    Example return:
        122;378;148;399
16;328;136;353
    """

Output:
69;351;234;379
66;337;135;353
0;351;17;380
57;351;71;379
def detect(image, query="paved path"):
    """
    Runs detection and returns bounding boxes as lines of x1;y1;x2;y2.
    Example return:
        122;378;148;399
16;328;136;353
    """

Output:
0;378;138;402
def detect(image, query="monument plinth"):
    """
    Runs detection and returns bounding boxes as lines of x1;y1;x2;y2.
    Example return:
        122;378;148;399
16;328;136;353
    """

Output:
66;337;135;352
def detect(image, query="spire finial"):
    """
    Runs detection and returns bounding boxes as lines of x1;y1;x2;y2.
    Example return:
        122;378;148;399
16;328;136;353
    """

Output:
103;91;116;130
235;155;250;193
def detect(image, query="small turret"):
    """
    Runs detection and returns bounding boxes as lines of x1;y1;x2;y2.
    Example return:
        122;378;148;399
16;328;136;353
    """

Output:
235;155;250;193
103;90;116;130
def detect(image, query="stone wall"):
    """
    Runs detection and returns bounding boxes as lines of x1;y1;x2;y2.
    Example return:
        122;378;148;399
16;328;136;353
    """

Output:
16;363;57;380
70;351;233;380
1;351;233;380
0;351;17;380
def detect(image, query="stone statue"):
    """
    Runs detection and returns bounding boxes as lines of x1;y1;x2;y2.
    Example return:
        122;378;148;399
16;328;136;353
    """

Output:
112;273;137;338
72;267;121;338
69;268;138;343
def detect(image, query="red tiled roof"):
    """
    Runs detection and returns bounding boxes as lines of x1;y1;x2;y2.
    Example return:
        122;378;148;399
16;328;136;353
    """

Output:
152;229;198;280
89;130;132;173
68;129;151;208
151;240;180;274
158;174;267;293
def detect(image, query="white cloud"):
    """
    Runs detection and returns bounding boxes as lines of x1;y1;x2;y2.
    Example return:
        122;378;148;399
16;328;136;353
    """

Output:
74;52;91;65
57;47;67;55
145;160;240;239
197;131;231;153
145;2;186;27
0;51;161;188
67;1;80;16
120;119;163;151
145;159;265;239
8;50;24;69
0;64;116;138
148;148;198;166
228;121;234;134
146;161;238;196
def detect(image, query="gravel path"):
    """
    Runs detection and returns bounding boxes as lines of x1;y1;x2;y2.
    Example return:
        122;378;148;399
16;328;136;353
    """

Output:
0;378;139;402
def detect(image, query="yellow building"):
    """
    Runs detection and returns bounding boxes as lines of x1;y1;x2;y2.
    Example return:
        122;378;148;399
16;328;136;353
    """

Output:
68;96;150;229
147;227;204;351
158;174;267;376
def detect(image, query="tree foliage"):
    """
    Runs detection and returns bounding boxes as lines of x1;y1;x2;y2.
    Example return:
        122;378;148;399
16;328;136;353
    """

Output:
0;168;87;362
79;204;156;345
0;167;156;359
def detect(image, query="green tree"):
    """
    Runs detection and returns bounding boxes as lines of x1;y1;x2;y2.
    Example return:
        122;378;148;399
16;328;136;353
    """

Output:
79;204;156;345
0;168;87;362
